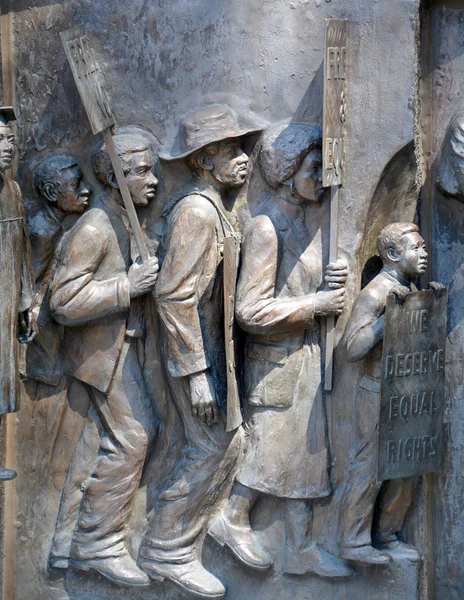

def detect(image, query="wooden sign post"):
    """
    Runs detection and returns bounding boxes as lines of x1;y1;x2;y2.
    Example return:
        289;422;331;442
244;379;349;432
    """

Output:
323;18;347;391
60;26;149;262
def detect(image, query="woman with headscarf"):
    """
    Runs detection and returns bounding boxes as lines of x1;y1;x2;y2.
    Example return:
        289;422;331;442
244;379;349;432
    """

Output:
208;122;351;578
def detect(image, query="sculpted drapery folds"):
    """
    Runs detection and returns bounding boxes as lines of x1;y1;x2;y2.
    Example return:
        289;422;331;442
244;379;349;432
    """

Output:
0;107;34;481
138;104;262;599
48;132;160;588
207;122;352;579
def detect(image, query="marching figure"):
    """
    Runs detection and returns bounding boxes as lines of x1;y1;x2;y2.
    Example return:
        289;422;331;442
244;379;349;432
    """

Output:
139;104;262;598
49;132;159;587
338;222;438;565
26;154;92;387
208;122;352;578
0;106;35;480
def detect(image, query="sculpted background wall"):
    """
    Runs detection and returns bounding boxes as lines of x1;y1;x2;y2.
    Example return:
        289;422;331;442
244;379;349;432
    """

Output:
2;0;423;598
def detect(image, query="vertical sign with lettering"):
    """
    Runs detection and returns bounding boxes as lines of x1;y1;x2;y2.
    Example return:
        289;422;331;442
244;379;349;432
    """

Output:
323;19;346;187
380;289;447;480
323;19;347;391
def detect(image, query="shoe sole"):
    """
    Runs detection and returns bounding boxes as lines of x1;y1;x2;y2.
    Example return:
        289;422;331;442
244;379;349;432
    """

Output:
340;555;392;566
69;559;150;587
208;527;272;571
140;563;225;599
285;567;354;578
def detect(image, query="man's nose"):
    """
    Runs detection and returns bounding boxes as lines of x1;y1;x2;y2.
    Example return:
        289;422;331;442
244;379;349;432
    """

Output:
81;182;92;196
237;151;249;164
149;173;159;187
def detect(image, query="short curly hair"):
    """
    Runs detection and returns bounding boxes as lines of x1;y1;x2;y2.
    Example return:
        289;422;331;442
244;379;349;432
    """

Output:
34;154;79;198
259;122;322;188
92;133;149;186
377;222;419;262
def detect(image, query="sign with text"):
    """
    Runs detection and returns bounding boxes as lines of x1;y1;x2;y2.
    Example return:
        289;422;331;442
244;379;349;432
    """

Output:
322;18;347;187
379;289;447;480
60;26;114;135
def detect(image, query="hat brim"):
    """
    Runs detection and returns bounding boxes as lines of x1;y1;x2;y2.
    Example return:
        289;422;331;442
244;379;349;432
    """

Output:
159;126;263;161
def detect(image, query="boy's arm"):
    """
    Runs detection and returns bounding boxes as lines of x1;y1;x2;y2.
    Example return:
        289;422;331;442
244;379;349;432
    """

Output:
343;288;385;363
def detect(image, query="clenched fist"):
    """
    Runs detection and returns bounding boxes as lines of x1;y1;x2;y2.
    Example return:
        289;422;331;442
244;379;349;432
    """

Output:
128;257;159;298
189;370;219;426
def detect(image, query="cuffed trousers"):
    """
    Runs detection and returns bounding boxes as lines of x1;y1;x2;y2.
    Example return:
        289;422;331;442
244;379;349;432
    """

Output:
71;339;157;560
140;373;240;565
339;380;417;548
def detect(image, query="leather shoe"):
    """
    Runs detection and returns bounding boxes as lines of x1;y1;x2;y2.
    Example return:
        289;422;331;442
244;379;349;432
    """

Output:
208;513;273;570
340;544;392;565
140;557;226;598
284;543;354;578
70;553;149;587
375;540;420;563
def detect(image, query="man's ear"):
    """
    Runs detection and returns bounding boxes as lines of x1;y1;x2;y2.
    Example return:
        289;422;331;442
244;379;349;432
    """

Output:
387;247;400;263
107;169;119;190
198;153;214;172
43;182;59;204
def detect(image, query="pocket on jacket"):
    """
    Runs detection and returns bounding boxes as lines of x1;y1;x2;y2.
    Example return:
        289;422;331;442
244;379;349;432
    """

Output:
245;342;300;409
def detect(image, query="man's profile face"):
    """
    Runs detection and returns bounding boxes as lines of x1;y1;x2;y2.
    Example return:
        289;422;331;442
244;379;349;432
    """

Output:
124;149;158;206
0;124;14;172
210;140;249;189
293;148;324;203
55;165;91;214
397;232;428;278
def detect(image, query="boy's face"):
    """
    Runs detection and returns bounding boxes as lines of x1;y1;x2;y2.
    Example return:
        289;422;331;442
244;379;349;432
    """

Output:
397;232;428;278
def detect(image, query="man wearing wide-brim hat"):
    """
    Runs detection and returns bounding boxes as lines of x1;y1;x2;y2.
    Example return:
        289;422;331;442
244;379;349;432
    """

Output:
0;107;35;481
139;103;263;598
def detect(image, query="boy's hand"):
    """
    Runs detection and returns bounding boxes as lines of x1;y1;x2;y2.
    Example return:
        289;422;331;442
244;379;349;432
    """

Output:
390;284;410;303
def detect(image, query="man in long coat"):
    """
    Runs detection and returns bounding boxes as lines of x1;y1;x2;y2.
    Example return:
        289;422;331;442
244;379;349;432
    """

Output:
0;107;34;480
139;104;262;599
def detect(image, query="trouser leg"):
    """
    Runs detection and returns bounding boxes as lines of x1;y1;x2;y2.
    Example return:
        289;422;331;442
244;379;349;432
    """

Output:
140;373;240;565
284;499;312;558
223;481;259;528
339;387;382;548
72;339;157;560
374;477;418;544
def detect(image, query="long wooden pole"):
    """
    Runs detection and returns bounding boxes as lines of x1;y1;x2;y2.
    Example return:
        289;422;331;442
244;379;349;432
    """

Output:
324;185;339;391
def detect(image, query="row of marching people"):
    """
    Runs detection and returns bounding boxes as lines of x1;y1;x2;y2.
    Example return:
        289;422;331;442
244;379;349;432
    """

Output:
1;102;426;598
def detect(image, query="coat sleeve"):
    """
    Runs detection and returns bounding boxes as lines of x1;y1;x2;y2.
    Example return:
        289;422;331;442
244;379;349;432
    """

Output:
155;197;216;378
50;220;130;326
236;215;315;336
14;181;35;313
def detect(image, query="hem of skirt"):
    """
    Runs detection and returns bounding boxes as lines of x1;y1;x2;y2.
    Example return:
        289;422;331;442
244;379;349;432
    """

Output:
235;475;331;500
